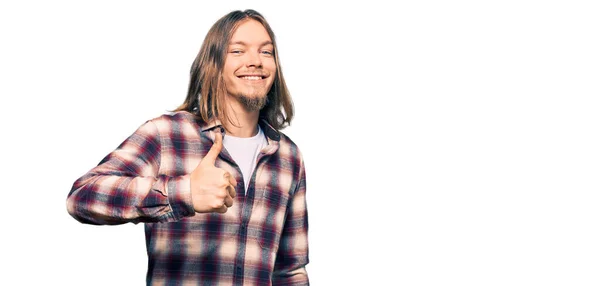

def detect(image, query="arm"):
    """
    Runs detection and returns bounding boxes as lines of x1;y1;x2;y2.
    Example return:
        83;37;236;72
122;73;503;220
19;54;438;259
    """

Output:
66;120;194;225
272;158;310;285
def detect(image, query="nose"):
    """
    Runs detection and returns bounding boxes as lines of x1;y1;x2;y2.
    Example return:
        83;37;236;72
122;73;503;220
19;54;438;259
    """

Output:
245;51;262;68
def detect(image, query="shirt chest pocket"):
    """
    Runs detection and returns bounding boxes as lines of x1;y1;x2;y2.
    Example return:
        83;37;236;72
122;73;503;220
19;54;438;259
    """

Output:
250;187;291;251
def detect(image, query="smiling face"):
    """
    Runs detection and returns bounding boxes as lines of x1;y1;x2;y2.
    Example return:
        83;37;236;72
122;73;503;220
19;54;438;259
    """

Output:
222;19;277;111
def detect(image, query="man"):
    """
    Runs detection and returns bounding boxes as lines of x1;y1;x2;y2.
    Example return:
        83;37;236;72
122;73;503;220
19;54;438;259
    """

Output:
67;9;309;285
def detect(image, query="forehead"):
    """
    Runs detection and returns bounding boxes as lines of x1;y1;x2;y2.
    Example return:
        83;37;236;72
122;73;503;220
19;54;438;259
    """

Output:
230;19;272;45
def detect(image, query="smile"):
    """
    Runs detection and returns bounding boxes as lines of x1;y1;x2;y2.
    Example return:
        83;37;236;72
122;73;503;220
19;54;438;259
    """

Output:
239;76;264;80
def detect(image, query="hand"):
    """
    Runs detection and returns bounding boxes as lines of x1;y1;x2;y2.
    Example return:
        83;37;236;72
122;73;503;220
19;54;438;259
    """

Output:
190;132;237;213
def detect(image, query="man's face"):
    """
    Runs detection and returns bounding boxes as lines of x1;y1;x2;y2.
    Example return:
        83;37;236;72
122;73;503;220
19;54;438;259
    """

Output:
223;19;276;111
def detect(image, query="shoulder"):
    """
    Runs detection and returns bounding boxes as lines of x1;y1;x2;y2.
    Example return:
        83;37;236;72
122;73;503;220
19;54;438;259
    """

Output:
148;111;196;125
277;131;305;164
146;111;200;130
277;132;308;186
278;130;300;149
132;111;202;143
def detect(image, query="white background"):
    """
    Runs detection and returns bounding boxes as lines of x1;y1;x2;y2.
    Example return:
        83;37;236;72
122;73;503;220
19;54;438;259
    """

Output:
1;0;599;285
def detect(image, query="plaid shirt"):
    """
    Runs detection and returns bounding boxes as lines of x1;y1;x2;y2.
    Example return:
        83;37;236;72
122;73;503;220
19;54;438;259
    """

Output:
67;111;309;285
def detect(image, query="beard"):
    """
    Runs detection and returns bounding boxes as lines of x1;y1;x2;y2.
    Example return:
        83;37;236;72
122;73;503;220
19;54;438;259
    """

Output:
237;93;268;112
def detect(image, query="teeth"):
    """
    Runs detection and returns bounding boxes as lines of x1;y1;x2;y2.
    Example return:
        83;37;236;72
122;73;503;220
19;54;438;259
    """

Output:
241;76;262;80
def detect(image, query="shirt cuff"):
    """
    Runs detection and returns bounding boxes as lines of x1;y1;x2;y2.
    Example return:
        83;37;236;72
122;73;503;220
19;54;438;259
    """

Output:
160;174;195;222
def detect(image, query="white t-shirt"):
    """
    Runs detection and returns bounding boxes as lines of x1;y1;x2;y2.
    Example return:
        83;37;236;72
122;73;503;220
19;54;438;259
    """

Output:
223;126;268;193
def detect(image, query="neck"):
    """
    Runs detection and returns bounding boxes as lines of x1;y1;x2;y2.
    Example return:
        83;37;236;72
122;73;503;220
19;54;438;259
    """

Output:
222;95;260;138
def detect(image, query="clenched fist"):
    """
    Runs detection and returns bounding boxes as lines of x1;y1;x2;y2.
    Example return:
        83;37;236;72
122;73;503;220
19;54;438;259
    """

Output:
190;131;237;214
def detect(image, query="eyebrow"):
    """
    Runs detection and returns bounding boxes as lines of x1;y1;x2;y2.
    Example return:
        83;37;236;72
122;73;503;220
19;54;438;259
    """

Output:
229;40;273;47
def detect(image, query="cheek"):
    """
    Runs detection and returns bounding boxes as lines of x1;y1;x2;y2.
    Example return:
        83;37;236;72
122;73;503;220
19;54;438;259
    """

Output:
265;59;277;73
265;62;277;83
223;57;239;75
222;63;238;85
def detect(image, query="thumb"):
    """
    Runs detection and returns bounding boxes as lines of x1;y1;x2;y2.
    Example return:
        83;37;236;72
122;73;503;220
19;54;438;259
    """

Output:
202;131;223;165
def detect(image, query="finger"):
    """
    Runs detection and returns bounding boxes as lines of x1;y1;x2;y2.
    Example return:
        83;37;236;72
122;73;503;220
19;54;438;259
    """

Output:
203;132;223;165
227;174;237;189
215;205;227;214
227;184;236;199
223;173;237;198
224;196;234;207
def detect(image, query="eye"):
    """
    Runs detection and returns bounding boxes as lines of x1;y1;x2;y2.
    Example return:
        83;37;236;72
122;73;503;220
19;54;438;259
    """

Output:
230;50;243;54
261;50;273;56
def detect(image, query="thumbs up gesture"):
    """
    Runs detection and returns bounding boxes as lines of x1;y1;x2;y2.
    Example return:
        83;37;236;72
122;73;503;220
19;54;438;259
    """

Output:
190;132;237;214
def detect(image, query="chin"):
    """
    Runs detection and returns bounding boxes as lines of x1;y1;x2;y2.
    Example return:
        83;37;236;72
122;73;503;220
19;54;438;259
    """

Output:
238;93;268;111
242;90;268;99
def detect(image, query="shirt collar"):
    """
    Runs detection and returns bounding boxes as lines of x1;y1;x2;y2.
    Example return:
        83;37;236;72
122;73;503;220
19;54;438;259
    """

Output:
198;116;281;142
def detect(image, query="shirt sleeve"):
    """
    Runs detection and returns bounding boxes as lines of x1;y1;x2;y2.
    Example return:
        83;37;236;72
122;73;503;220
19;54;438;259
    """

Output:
66;120;195;225
272;156;310;285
